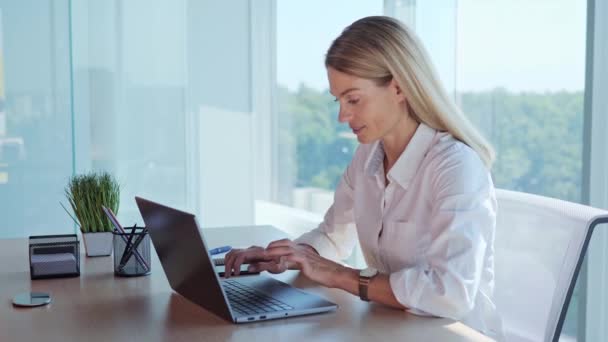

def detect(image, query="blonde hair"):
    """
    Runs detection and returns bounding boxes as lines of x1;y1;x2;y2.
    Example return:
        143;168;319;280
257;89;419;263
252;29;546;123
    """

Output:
326;16;495;169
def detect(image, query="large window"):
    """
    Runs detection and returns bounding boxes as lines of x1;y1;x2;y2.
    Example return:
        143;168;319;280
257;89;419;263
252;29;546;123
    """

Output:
423;1;585;338
274;0;383;218
274;0;586;211
273;0;588;339
455;0;586;204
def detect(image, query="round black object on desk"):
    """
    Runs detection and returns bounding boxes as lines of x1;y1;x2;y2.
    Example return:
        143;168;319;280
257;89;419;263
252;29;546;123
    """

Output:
12;292;52;307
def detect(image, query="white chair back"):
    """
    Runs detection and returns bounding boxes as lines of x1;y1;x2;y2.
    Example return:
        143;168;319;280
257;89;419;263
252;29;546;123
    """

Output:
494;189;607;341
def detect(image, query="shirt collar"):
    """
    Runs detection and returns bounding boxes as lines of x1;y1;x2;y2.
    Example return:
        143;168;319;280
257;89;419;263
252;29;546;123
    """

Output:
363;123;437;189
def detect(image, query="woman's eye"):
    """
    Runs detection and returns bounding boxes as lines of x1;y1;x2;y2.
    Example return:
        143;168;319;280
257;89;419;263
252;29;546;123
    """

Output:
348;99;359;105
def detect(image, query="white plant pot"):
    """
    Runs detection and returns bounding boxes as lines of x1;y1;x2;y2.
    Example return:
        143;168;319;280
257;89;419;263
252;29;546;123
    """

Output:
83;232;113;257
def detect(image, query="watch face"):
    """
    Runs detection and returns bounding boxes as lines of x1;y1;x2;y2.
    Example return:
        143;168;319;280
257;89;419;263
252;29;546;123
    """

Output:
361;267;378;278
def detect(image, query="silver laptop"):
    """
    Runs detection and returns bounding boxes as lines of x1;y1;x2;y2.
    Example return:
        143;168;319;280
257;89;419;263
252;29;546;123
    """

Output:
135;196;338;323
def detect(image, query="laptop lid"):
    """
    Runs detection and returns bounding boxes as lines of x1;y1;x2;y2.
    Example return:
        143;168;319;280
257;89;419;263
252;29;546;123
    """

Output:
135;196;234;322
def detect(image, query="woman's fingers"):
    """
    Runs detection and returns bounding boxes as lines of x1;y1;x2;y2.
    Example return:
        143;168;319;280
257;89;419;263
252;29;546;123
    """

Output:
266;238;294;249
226;243;340;288
231;252;248;276
248;259;288;274
222;248;241;279
223;241;313;278
223;246;267;278
264;245;296;257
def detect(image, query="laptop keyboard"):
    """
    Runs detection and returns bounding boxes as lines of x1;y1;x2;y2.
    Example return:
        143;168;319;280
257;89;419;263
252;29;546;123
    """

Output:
223;279;294;316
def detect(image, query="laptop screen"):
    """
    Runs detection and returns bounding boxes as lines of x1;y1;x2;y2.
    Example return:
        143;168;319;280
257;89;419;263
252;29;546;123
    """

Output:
135;196;234;321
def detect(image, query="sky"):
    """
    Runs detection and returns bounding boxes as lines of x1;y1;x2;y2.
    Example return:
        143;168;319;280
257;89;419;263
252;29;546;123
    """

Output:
277;0;587;93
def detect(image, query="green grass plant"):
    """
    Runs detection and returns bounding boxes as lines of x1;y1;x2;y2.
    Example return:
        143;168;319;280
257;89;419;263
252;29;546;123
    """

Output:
64;171;120;233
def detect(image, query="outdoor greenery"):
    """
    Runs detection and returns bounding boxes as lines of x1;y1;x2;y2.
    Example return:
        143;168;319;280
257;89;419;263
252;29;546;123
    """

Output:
64;171;120;233
279;85;583;203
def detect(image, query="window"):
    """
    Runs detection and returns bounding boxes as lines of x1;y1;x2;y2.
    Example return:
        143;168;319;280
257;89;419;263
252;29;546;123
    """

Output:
273;0;383;219
271;0;590;339
0;1;73;237
453;2;586;338
456;1;586;204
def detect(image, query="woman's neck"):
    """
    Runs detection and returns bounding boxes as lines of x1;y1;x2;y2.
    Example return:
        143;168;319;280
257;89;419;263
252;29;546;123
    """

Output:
382;116;419;172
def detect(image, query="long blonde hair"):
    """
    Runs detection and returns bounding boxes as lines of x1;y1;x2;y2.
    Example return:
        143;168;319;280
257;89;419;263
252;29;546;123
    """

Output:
325;16;495;168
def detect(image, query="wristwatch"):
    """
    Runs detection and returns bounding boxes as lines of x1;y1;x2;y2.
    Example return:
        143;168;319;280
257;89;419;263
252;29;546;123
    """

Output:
359;267;379;301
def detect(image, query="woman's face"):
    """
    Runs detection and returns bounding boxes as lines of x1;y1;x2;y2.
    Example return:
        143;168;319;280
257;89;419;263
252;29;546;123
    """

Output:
327;67;409;144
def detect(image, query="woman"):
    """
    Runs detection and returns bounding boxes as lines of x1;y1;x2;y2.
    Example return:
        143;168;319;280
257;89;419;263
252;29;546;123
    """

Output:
224;16;503;339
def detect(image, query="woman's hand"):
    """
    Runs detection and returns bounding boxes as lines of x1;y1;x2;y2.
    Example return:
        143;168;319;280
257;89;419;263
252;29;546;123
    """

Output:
223;239;348;288
256;239;348;288
223;246;273;278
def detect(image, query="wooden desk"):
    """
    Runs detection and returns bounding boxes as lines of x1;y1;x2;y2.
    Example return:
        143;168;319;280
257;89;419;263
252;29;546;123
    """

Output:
0;226;493;341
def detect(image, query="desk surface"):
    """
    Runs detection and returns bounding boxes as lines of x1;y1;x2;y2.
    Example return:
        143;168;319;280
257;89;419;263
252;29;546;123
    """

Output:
0;226;493;342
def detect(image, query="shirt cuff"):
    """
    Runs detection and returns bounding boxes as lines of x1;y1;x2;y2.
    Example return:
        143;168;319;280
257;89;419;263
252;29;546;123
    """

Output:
294;230;341;261
389;267;427;312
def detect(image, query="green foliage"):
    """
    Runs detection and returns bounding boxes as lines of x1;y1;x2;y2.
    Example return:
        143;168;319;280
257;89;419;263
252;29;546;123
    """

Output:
65;171;120;233
461;89;583;202
282;84;583;203
278;84;358;190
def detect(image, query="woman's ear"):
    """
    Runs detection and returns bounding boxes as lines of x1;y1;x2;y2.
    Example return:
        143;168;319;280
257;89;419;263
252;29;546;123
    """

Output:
390;78;407;103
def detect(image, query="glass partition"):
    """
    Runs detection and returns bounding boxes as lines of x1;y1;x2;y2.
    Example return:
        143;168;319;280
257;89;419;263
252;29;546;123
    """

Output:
0;0;73;237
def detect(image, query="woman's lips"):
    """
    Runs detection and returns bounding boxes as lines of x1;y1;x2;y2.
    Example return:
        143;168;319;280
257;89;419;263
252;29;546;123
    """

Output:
352;125;366;134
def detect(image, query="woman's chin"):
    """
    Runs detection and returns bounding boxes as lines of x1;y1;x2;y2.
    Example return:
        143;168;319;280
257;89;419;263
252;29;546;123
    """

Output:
356;135;372;144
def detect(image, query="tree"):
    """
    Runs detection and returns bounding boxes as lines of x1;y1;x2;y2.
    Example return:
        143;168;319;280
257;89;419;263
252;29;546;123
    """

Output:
280;84;584;203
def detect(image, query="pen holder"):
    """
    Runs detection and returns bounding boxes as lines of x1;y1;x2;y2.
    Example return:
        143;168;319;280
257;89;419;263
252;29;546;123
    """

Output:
113;228;151;277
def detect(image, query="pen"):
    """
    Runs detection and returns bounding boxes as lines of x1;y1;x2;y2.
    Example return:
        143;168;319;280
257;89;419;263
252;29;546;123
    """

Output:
103;206;149;270
209;245;232;255
118;224;138;270
102;206;124;231
119;227;149;272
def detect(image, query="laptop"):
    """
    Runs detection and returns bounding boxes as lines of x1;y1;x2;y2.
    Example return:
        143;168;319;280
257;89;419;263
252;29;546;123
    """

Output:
135;196;338;323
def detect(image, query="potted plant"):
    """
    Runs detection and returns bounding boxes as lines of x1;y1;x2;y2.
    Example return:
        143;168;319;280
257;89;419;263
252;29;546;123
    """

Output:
64;171;120;257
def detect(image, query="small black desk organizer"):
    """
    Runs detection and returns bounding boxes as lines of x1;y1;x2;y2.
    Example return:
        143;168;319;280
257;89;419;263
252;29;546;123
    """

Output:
29;234;80;279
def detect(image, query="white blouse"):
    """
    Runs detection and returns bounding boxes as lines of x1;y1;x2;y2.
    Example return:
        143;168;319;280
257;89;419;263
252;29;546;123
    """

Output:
295;123;504;339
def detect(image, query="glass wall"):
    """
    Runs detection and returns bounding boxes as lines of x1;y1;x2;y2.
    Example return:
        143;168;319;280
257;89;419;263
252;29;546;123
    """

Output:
0;0;74;237
71;0;192;226
1;0;258;238
73;0;257;228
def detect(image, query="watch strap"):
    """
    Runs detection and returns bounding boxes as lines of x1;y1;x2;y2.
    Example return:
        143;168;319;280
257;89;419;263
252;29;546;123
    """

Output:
359;275;372;301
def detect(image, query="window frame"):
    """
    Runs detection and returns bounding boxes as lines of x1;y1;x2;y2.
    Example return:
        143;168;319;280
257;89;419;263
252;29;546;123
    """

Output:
581;0;608;340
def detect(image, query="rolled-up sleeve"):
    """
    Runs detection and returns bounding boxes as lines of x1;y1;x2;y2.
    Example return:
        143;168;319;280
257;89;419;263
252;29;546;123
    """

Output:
389;147;497;320
294;162;358;261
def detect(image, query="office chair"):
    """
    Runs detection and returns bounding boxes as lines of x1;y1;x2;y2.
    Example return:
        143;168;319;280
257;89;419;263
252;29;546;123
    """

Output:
493;189;608;341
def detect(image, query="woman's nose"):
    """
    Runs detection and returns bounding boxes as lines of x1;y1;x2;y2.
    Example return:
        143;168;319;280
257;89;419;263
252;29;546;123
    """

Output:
338;107;352;123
